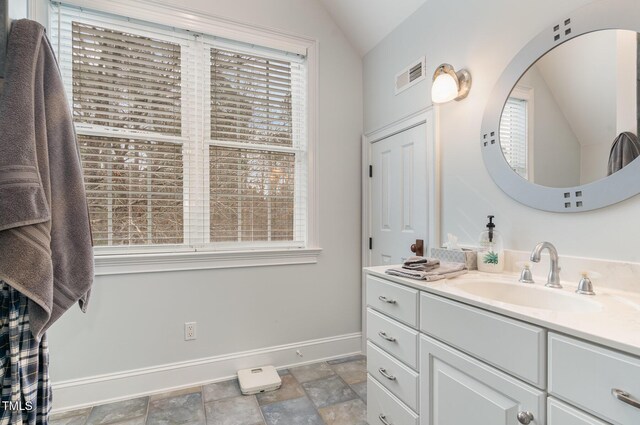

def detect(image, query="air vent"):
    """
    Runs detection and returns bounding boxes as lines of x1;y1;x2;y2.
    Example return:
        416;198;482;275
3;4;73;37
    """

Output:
395;56;426;95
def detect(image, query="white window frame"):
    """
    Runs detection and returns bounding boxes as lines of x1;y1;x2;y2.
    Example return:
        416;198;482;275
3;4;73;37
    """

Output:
508;85;535;181
38;0;320;274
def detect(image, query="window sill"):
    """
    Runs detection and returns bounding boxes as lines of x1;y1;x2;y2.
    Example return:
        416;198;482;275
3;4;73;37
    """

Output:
94;248;322;276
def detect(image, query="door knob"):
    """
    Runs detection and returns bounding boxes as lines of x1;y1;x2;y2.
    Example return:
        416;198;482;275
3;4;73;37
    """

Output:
517;411;534;424
410;239;424;257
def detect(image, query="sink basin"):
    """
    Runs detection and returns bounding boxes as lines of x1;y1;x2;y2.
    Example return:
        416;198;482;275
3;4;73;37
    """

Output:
609;292;640;312
451;280;602;313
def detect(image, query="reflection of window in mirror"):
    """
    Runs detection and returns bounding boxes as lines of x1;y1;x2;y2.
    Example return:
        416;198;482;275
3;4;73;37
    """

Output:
501;86;534;179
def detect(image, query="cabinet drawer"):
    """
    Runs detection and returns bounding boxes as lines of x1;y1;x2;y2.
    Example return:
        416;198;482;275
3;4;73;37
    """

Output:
548;397;609;425
367;308;419;370
368;375;418;425
420;292;546;388
549;333;640;425
367;275;418;327
367;342;419;412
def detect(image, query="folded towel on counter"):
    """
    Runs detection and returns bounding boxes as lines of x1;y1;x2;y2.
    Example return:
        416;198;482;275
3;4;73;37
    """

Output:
404;256;440;266
403;256;439;267
402;256;444;272
402;263;440;272
385;262;467;281
404;256;428;265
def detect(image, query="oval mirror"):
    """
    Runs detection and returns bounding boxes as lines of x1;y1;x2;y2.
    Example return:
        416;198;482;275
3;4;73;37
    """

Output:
501;29;639;188
482;0;640;212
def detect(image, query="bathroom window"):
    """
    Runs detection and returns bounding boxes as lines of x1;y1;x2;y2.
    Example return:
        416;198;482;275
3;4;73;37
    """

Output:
49;4;311;258
209;48;306;244
500;96;529;178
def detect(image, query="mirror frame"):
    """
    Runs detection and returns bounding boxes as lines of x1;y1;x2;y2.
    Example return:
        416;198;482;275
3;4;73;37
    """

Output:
481;0;640;212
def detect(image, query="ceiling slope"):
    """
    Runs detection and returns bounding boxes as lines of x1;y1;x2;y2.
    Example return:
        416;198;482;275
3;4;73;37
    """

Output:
319;0;428;56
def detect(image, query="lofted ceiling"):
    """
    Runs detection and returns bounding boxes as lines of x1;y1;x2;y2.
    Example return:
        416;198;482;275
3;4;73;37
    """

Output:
319;0;428;56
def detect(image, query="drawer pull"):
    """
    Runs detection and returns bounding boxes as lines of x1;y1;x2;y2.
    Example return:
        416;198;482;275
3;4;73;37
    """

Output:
377;331;397;342
378;367;397;381
378;414;392;425
517;411;534;424
612;388;640;410
378;295;397;304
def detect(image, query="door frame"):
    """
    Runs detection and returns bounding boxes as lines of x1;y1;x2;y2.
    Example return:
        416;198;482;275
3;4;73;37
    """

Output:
362;106;441;268
360;107;440;352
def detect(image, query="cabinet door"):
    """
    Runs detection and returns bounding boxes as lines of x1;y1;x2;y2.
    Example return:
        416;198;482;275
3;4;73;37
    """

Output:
420;335;546;425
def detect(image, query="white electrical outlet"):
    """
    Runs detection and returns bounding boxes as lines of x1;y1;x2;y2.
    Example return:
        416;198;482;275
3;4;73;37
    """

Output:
184;322;197;341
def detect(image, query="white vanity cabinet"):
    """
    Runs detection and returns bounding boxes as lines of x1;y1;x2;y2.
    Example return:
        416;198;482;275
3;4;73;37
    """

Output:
365;270;640;425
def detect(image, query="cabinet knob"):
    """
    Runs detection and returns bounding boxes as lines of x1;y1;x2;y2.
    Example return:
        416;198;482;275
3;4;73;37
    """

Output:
517;411;534;424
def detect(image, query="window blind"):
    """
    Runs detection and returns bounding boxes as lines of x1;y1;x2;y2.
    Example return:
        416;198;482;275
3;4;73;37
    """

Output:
49;3;308;252
71;22;182;135
500;97;528;178
79;135;184;246
211;48;293;146
208;46;307;244
209;147;295;242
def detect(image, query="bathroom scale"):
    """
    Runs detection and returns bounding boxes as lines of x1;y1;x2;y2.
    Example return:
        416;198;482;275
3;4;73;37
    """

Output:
237;365;282;395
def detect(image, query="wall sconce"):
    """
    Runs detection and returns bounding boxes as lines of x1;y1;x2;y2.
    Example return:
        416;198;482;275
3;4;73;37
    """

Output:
431;63;472;104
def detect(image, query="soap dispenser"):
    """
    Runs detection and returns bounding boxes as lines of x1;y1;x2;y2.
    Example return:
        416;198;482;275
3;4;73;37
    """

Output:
478;215;504;273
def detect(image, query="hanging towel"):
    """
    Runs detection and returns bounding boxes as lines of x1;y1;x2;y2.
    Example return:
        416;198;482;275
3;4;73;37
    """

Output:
0;280;51;425
385;262;467;281
0;20;93;340
607;132;640;175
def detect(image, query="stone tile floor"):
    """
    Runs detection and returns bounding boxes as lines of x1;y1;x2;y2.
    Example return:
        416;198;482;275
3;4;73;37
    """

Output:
51;355;368;425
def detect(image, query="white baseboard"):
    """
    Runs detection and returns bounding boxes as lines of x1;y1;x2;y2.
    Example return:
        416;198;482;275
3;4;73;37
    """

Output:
51;332;363;413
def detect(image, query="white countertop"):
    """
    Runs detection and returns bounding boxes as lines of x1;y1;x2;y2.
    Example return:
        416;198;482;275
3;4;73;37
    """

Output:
365;266;640;357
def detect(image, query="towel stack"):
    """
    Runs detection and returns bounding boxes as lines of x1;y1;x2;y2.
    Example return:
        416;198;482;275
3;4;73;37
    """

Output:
385;256;467;281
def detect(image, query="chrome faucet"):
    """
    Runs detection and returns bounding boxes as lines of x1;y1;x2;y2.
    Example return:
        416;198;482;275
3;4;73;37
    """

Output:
530;242;562;288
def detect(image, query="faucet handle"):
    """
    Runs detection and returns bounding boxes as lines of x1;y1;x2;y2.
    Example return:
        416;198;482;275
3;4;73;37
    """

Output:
519;264;535;284
576;272;595;295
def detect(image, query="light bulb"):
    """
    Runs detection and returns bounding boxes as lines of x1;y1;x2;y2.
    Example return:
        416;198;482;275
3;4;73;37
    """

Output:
431;72;458;104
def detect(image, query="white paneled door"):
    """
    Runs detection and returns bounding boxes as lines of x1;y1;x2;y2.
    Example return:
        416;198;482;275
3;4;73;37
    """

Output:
370;123;428;266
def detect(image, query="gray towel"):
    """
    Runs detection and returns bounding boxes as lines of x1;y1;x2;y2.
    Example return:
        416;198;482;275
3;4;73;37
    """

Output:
403;256;440;267
386;262;467;281
0;20;93;339
402;263;440;272
608;132;640;175
404;256;427;265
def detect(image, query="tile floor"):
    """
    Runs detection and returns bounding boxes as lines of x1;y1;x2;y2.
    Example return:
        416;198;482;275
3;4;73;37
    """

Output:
51;355;367;425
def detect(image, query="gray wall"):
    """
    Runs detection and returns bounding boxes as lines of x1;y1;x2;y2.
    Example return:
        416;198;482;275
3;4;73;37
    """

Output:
364;0;638;262
46;0;364;382
517;66;582;188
